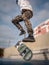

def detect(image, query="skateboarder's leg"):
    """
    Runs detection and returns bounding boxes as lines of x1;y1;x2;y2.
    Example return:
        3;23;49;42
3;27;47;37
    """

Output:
12;15;26;35
22;10;33;36
22;10;35;42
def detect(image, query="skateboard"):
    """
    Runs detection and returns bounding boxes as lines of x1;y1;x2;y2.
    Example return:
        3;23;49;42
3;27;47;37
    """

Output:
15;41;33;61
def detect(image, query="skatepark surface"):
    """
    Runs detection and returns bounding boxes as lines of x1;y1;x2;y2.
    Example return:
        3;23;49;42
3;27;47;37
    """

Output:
3;32;49;58
0;32;49;65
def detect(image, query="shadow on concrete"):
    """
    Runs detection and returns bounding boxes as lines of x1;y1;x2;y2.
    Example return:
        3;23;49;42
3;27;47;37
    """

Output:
0;48;49;65
0;59;49;65
41;49;49;61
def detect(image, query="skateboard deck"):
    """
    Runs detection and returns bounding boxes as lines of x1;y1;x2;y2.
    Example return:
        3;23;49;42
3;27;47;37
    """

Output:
15;41;33;61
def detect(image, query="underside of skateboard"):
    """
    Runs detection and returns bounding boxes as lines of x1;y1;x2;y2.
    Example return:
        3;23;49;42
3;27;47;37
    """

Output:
15;41;33;61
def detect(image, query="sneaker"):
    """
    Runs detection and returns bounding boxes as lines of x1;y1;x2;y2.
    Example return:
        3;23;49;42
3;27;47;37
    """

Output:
22;35;35;42
19;30;26;36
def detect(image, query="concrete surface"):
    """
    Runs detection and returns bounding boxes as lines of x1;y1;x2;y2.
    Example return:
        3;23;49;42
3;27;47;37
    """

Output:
3;32;49;60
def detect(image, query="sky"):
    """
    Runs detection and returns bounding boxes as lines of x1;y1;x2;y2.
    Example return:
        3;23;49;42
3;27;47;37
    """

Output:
0;0;49;48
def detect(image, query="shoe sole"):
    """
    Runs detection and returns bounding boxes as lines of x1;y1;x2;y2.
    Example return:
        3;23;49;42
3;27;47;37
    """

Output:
22;38;35;42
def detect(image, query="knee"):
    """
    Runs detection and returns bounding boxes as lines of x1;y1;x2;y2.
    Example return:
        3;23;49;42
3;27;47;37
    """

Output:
22;14;27;20
12;18;18;24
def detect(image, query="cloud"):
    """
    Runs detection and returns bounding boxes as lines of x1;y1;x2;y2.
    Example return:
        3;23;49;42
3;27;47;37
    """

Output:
0;0;16;13
31;1;49;27
0;15;11;23
0;0;19;25
0;25;16;39
43;2;49;10
0;25;18;48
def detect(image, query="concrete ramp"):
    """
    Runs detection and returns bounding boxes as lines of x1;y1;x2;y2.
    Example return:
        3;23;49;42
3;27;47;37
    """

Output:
23;32;49;51
3;32;49;60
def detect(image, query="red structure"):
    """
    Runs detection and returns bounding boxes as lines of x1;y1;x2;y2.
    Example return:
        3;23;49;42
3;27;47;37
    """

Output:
34;19;49;37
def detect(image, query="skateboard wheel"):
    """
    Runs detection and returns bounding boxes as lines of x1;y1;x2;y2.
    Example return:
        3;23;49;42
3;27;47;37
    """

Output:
23;50;33;61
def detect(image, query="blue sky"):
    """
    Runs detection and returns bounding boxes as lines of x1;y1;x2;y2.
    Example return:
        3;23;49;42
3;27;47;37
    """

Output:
0;0;49;48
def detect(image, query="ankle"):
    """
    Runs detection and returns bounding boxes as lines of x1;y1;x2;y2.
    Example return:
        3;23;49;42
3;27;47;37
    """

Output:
19;30;26;36
21;29;25;32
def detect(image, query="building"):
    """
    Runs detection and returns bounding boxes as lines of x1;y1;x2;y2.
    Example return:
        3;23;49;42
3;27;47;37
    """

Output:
34;19;49;37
